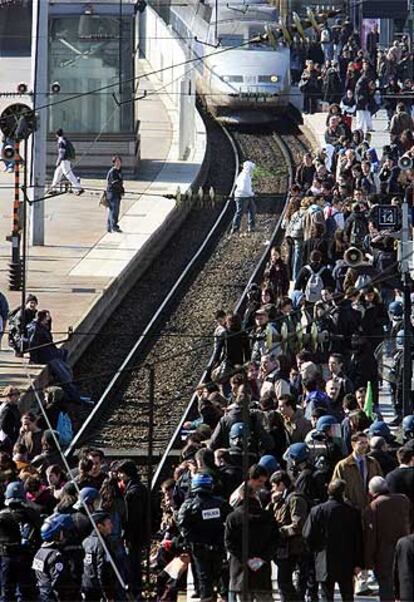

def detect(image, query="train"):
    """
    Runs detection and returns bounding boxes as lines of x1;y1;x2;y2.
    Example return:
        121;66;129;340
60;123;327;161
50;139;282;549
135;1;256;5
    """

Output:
167;0;293;123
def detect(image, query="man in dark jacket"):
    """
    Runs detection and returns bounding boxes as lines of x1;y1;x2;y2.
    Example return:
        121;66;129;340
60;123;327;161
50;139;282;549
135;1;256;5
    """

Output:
268;470;310;602
118;460;148;599
225;485;278;601
82;511;116;601
209;398;273;454
303;479;364;601
0;481;42;600
8;294;38;355
0;386;21;451
393;533;414;602
27;310;86;405
386;446;414;513
344;204;368;248
106;155;124;233
294;250;335;301
364;476;411;601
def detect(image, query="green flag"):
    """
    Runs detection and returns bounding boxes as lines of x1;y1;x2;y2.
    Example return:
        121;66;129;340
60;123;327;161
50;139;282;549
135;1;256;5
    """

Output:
364;381;374;420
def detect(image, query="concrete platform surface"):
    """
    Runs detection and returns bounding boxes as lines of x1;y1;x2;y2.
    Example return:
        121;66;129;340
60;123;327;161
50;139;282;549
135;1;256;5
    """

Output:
0;59;206;397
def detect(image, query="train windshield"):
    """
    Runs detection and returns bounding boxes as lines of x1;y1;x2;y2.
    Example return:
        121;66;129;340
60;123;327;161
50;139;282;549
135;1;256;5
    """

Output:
216;6;277;50
219;24;274;50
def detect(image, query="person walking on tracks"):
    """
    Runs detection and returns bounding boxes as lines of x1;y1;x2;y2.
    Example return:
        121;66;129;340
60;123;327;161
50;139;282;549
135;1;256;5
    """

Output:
231;160;256;235
49;129;84;195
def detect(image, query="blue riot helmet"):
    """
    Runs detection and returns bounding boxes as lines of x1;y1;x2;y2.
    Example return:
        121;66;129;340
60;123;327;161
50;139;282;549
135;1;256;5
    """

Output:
41;514;73;542
316;415;341;439
191;473;214;493
4;481;25;506
229;422;249;447
402;415;414;439
283;443;310;465
369;421;392;441
258;454;280;476
388;301;403;319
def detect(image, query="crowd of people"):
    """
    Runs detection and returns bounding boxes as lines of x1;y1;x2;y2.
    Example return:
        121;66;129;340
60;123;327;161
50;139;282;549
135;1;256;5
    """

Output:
294;19;413;125
0;13;413;602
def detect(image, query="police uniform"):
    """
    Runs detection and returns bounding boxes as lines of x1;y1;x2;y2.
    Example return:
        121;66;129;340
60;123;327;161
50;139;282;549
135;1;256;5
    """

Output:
178;489;231;601
33;543;76;601
0;506;39;600
82;531;116;601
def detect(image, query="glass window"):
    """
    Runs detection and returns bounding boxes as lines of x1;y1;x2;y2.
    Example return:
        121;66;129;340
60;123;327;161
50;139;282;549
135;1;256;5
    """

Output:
48;15;134;133
0;1;32;57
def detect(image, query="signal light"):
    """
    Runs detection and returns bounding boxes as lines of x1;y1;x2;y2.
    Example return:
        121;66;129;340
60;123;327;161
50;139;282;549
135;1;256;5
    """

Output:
9;261;23;291
16;82;28;95
2;144;15;160
50;81;61;95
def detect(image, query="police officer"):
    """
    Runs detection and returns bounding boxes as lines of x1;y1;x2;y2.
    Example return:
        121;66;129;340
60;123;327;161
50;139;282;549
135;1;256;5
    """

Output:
177;473;231;602
82;511;116;601
33;513;78;601
226;422;257;469
0;481;41;600
311;415;346;476
283;443;328;505
402;415;414;444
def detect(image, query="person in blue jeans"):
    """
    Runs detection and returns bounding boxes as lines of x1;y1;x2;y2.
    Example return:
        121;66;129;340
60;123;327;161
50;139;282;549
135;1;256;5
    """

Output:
106;155;125;233
231;160;256;234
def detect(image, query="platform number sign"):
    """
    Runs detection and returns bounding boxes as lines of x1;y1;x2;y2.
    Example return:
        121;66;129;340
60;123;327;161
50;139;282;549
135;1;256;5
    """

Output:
376;205;400;229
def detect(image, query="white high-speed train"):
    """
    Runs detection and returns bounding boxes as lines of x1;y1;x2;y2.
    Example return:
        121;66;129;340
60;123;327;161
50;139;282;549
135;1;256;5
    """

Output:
168;0;292;123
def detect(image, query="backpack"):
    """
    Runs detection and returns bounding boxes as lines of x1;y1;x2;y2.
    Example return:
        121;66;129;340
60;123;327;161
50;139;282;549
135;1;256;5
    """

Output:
65;139;76;161
333;261;348;292
355;272;371;290
321;27;331;43
325;208;338;238
377;251;399;289
56;411;73;446
288;212;303;239
350;217;367;247
305;266;325;303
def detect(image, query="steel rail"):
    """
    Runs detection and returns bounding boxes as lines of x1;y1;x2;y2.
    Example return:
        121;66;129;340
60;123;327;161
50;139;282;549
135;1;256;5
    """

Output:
150;127;299;492
64;123;239;458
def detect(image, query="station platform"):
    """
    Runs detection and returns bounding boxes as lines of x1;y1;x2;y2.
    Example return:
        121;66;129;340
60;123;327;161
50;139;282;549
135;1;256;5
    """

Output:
0;60;207;403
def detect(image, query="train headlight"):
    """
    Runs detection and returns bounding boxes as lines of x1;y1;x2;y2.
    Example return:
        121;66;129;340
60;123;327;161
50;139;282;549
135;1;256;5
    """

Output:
270;75;279;83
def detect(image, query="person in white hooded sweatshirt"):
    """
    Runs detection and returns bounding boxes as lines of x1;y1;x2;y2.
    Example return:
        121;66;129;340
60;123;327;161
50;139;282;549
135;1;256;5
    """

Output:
231;160;256;234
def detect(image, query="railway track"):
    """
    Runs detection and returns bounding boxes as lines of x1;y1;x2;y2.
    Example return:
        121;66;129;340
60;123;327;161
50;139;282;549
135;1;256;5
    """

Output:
68;118;309;480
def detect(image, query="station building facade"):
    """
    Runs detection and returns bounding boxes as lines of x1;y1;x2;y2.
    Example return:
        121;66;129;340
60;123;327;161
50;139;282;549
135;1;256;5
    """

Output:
0;0;140;174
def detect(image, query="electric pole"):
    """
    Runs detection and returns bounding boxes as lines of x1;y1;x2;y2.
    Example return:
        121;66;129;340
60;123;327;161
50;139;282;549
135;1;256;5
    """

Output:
29;0;48;246
401;191;413;417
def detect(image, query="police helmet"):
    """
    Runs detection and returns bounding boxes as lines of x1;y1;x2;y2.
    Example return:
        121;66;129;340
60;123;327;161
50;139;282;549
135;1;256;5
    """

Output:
396;330;404;350
4;481;25;505
258;455;280;475
316;415;338;432
191;473;214;492
41;514;73;542
229;422;248;441
283;443;310;464
402;415;414;437
73;486;100;510
388;301;403;318
369;421;391;440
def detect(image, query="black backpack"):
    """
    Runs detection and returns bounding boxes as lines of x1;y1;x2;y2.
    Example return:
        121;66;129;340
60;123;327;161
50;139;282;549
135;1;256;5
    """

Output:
350;217;367;247
65;139;76;161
